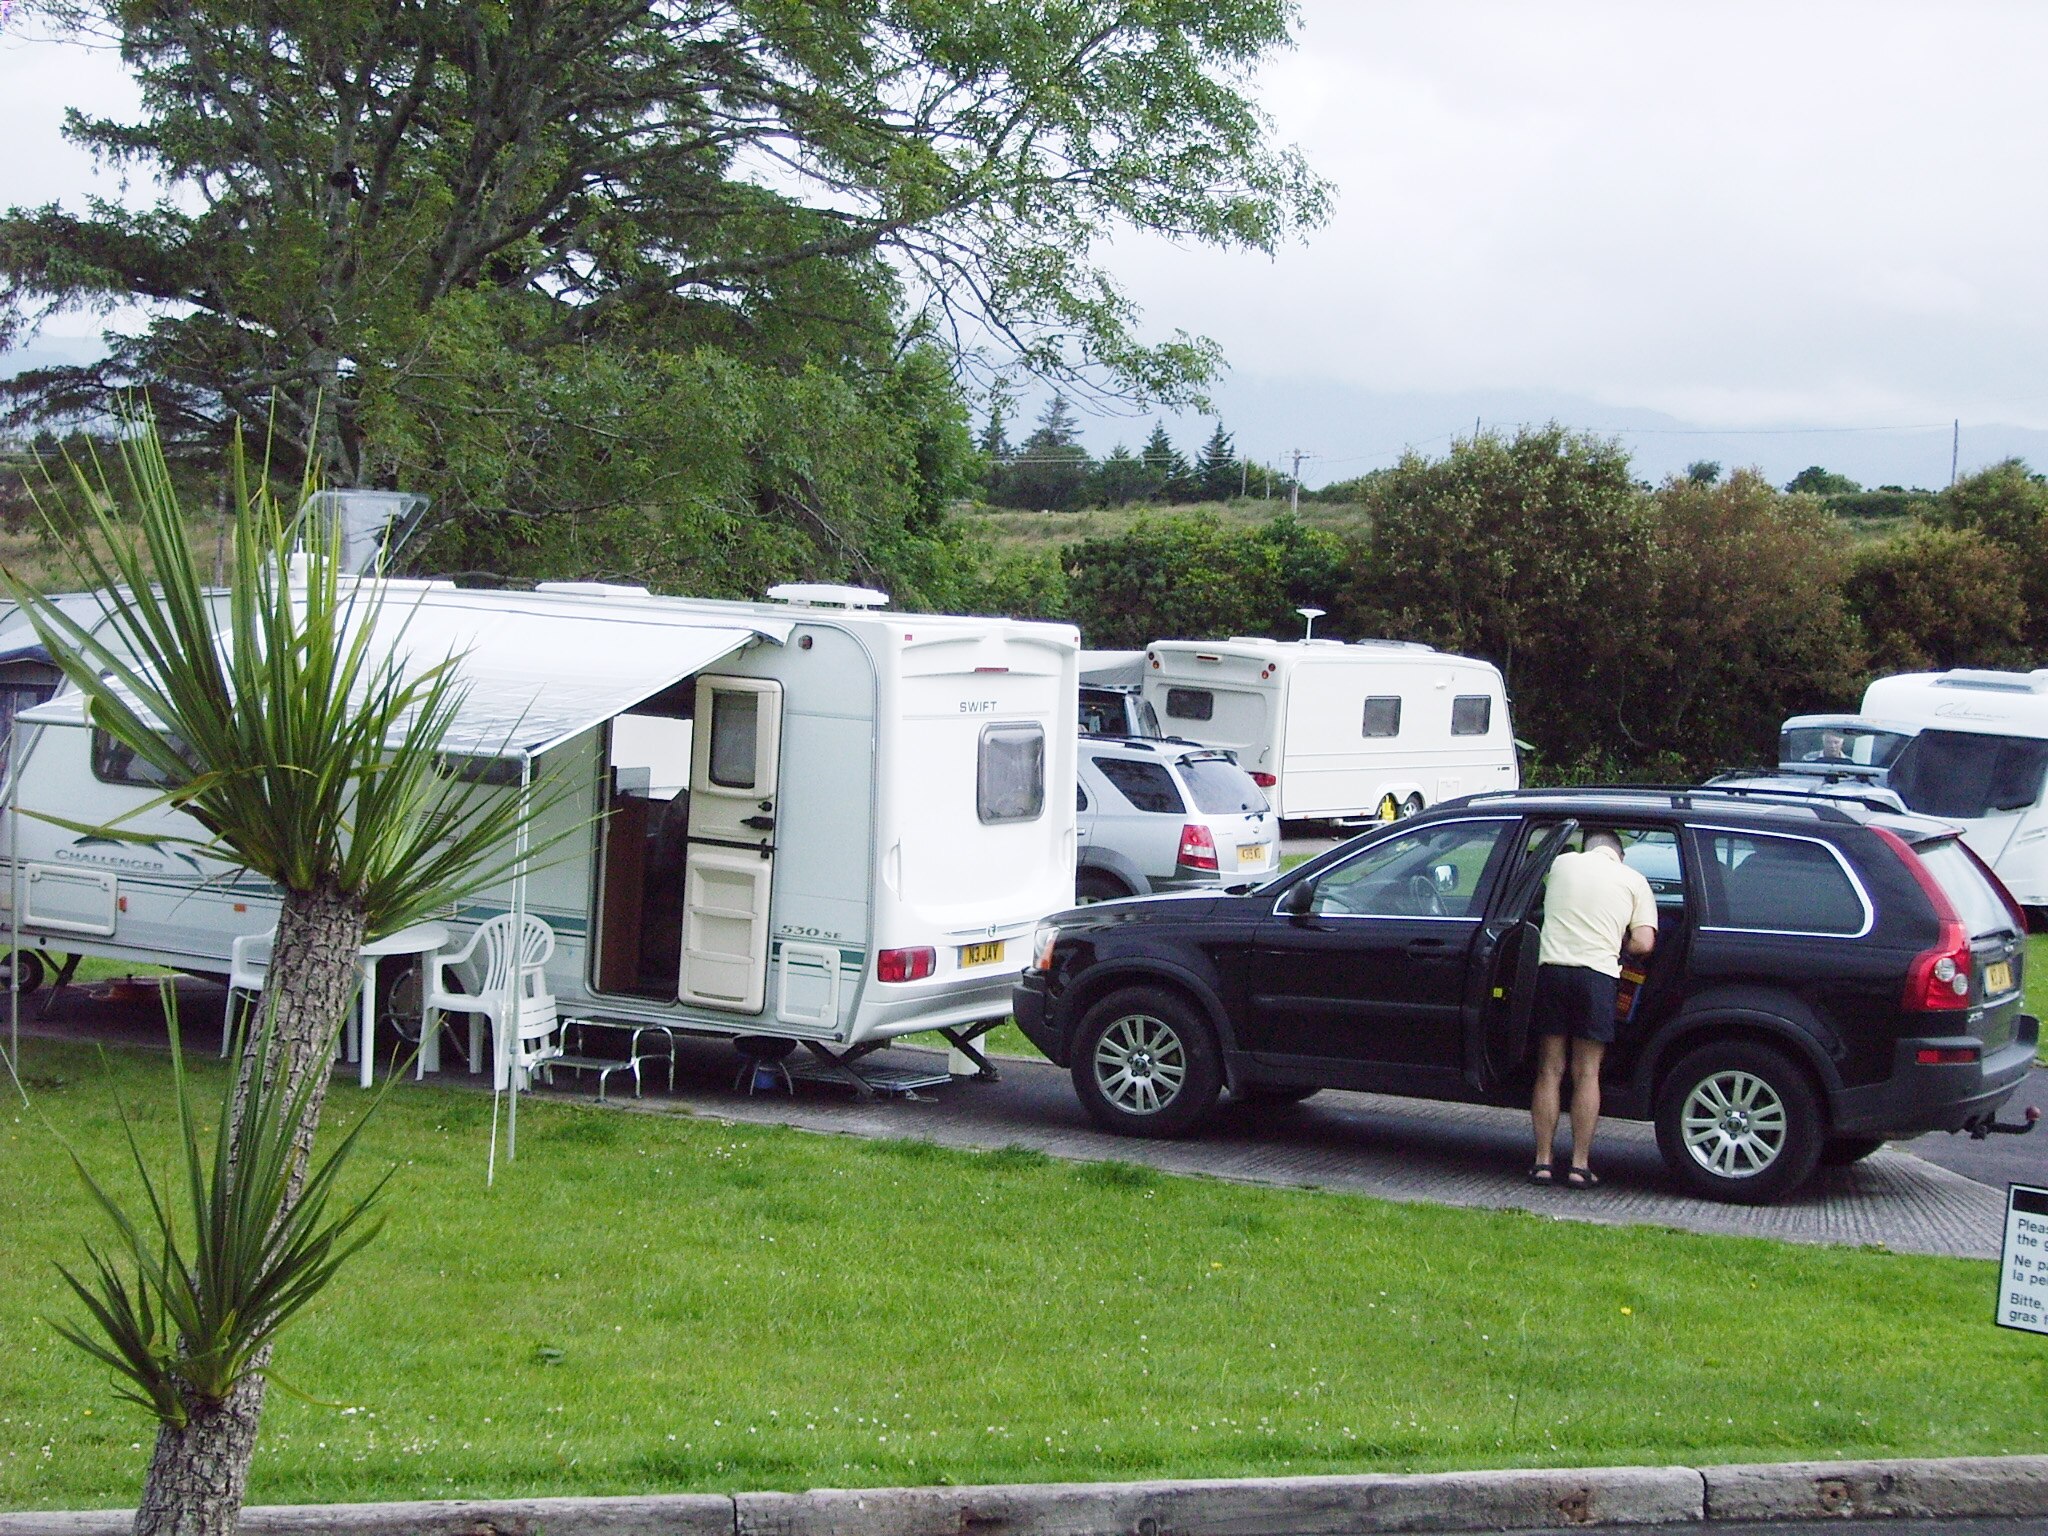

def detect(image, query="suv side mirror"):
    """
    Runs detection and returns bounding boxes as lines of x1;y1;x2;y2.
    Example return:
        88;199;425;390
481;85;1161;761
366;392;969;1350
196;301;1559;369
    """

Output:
1279;880;1315;917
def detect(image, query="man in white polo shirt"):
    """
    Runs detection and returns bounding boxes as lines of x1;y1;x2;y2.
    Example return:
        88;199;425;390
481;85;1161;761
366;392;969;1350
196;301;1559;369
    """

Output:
1529;829;1657;1189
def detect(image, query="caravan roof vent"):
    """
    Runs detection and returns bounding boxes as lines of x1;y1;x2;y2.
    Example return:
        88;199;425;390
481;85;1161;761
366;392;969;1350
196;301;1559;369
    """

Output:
1933;669;2048;695
535;581;652;599
765;583;890;609
1354;638;1436;652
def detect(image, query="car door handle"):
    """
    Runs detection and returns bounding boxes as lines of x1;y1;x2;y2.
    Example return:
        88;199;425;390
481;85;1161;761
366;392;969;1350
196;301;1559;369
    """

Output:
1405;938;1450;958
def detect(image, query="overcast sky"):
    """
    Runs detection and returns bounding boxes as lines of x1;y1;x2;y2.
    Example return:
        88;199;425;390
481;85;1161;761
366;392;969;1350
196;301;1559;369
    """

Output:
5;1;2046;482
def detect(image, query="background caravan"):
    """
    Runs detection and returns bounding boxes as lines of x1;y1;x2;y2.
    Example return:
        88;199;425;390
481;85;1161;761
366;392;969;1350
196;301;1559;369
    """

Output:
1138;638;1519;822
1;580;1078;1079
1862;668;2048;915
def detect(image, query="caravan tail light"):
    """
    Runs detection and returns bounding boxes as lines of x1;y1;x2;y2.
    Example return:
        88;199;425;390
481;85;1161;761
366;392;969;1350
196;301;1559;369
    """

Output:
877;946;936;983
1874;827;1973;1011
1248;771;1278;788
1178;823;1219;872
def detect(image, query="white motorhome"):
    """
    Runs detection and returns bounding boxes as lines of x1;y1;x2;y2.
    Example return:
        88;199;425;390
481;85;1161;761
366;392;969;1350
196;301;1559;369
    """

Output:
1139;638;1518;821
1;580;1078;1078
1862;668;2048;909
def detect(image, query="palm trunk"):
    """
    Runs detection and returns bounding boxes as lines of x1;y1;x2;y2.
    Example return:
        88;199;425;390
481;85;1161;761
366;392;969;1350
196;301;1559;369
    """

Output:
133;882;366;1536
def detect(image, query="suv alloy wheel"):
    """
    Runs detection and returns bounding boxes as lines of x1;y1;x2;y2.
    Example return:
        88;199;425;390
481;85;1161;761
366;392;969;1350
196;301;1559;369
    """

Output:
1072;986;1222;1136
1653;1040;1824;1203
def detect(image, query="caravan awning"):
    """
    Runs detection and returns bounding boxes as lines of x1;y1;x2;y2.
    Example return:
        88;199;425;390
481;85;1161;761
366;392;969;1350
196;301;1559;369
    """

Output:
17;585;792;759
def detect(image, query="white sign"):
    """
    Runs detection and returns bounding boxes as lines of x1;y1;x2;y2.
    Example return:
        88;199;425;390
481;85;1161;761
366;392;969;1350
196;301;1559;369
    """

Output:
1998;1184;2048;1335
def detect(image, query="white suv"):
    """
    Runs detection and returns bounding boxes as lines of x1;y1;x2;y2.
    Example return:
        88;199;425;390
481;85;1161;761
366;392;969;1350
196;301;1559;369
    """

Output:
1075;739;1279;901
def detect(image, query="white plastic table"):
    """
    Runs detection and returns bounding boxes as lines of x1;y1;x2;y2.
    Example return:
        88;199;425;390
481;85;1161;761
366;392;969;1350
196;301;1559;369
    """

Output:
353;921;447;1087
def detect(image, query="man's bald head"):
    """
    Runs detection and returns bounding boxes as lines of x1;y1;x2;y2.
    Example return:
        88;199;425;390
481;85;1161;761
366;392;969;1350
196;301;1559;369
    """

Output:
1584;829;1624;857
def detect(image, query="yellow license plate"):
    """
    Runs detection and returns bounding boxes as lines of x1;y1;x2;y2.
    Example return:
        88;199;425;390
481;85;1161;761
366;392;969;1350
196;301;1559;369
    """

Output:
1985;960;2013;995
959;940;1005;968
1238;844;1269;867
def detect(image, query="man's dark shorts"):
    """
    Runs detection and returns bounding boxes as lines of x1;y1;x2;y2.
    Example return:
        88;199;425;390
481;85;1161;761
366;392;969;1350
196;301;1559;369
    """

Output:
1535;963;1618;1045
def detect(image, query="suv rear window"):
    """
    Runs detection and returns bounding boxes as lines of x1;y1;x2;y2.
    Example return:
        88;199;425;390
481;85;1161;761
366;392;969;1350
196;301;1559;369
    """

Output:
1178;755;1268;815
1700;831;1867;935
1890;729;2048;819
1094;756;1185;814
1913;836;2021;937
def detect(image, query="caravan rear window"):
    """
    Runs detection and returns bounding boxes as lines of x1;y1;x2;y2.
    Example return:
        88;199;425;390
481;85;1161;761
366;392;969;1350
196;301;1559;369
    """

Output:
1361;696;1402;738
1165;688;1214;721
1451;696;1492;736
978;722;1045;823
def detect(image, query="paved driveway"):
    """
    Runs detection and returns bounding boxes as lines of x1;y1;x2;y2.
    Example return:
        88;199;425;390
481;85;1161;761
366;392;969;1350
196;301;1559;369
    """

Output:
8;978;2030;1261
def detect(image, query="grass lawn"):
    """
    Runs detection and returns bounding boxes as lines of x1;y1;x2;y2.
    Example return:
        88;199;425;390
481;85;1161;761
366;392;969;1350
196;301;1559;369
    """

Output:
3;1039;2044;1512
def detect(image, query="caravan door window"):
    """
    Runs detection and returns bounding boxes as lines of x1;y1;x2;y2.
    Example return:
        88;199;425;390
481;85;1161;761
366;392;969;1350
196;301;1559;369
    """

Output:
1451;696;1492;736
1889;729;2048;819
978;722;1045;823
1165;688;1214;722
91;727;198;788
1361;696;1402;738
707;690;761;789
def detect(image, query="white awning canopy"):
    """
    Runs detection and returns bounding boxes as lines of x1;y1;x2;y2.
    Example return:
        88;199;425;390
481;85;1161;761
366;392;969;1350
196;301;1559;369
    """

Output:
18;583;792;759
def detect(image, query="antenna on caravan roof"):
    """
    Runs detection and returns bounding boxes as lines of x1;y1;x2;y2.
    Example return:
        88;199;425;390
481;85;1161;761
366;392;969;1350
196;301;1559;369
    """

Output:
1295;606;1326;641
299;489;430;575
765;583;890;609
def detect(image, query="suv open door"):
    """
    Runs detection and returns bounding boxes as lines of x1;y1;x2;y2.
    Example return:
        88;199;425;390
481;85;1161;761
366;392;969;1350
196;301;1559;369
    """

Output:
1464;819;1576;1091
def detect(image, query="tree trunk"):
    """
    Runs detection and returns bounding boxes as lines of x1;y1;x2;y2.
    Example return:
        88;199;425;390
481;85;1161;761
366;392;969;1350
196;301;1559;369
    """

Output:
132;1376;265;1536
134;882;367;1536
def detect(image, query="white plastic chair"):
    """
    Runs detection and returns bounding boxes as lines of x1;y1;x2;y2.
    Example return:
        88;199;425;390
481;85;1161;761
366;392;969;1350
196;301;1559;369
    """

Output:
222;930;273;1056
422;914;560;1091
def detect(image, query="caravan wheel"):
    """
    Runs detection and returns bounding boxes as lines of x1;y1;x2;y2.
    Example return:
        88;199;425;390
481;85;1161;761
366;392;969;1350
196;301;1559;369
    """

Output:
0;949;44;998
1401;793;1425;818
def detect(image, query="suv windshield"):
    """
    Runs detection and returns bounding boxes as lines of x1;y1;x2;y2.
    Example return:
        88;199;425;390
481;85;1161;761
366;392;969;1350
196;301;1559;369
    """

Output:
1889;729;2048;819
1178;755;1268;815
1913;836;2022;938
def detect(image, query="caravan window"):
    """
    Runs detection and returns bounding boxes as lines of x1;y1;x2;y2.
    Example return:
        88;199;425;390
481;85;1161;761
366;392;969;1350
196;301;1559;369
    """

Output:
707;690;760;789
1361;696;1402;738
978;722;1045;823
1889;730;2048;820
1451;696;1492;736
91;727;197;789
1165;688;1214;721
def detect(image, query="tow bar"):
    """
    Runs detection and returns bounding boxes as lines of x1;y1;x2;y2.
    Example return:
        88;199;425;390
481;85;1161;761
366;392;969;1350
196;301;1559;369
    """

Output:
1970;1105;2042;1139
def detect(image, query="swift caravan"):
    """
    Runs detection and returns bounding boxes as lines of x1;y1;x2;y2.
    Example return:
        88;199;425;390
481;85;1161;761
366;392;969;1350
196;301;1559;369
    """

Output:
1863;668;2048;910
1;580;1078;1076
1139;638;1518;821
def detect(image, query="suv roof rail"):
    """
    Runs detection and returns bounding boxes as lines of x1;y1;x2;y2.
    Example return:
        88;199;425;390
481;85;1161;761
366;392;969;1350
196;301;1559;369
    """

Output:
1456;784;1867;823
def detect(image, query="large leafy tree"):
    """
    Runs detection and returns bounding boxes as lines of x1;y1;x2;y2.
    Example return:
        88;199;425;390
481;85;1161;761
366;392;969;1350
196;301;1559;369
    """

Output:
1348;425;1656;767
1064;511;1348;646
1926;458;2048;652
1633;469;1864;774
1;0;1327;581
1847;524;2030;675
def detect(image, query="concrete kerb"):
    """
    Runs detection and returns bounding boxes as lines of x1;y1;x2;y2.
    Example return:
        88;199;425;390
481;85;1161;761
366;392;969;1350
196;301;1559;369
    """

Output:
4;1456;2047;1536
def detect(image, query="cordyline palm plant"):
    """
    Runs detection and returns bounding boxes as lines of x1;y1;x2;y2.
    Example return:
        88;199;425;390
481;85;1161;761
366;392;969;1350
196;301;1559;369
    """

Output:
5;416;562;1536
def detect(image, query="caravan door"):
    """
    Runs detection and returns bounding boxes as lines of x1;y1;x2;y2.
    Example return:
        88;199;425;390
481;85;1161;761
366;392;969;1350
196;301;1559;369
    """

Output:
678;677;783;1013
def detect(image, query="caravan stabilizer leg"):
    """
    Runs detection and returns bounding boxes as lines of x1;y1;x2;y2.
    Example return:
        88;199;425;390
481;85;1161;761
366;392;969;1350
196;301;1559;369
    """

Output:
797;1039;952;1100
936;1023;1001;1082
39;951;82;1021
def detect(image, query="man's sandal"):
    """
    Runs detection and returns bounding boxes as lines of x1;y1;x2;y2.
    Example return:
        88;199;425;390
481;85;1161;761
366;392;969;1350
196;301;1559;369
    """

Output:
1527;1163;1556;1185
1564;1167;1601;1190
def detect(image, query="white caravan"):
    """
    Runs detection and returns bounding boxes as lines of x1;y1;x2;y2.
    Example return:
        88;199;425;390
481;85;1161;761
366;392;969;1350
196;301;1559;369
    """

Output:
0;580;1078;1076
1862;668;2048;909
1139;638;1518;821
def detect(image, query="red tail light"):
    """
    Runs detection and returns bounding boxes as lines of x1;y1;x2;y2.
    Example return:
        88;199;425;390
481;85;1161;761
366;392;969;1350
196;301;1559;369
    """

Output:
1178;822;1219;872
1915;1046;1981;1065
1249;772;1278;788
1874;827;1973;1011
876;946;935;983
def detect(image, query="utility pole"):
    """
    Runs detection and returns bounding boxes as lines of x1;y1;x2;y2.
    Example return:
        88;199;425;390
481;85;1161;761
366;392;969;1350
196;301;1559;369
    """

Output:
1240;456;1248;499
1951;418;1960;486
1288;448;1308;513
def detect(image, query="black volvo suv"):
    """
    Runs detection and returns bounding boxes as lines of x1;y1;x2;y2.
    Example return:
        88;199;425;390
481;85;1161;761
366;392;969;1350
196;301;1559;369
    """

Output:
1014;788;2040;1202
